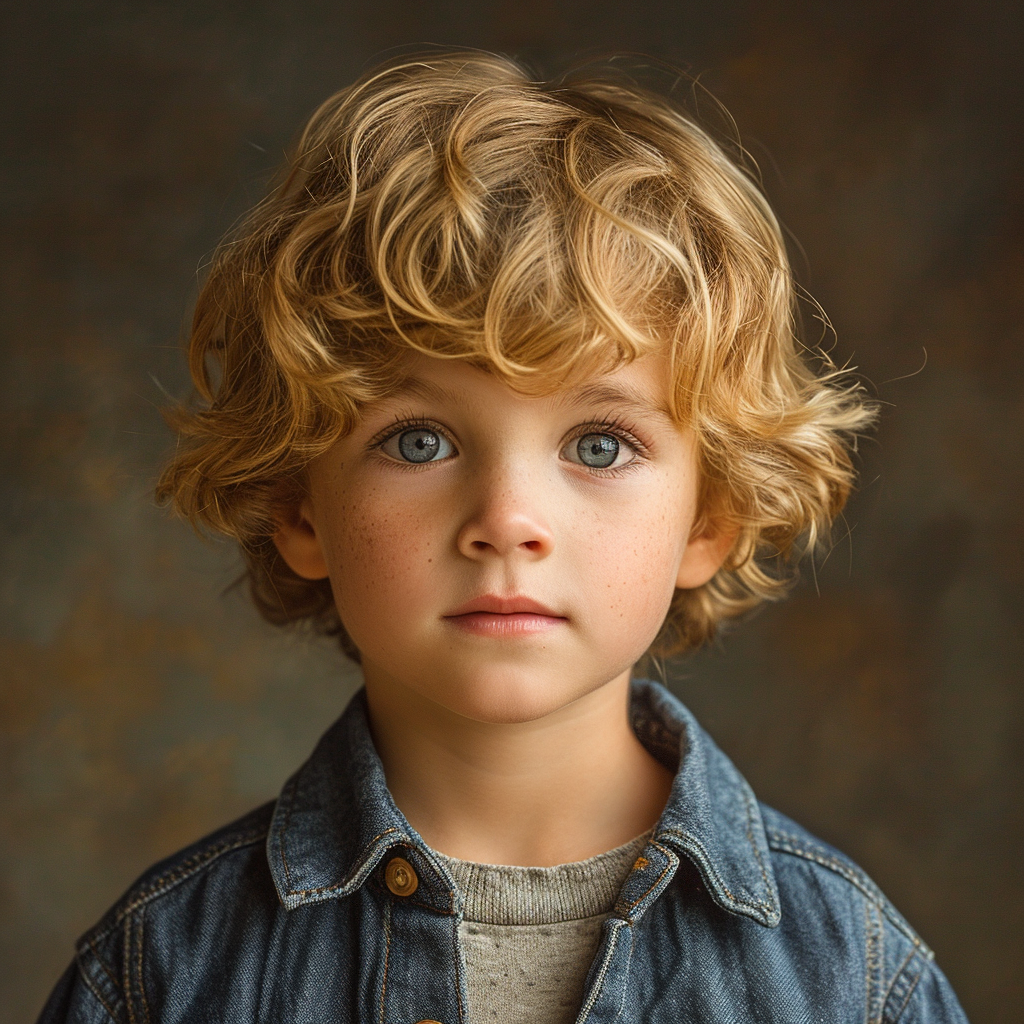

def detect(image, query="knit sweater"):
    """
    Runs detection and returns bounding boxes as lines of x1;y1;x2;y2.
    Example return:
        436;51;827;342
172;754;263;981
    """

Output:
434;832;651;1024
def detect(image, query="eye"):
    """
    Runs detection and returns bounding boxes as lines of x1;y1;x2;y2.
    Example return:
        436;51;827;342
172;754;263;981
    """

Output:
381;427;456;464
563;432;633;470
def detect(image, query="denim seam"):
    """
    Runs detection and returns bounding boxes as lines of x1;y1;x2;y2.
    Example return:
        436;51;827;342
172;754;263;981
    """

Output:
84;828;267;948
766;829;933;955
883;946;916;1019
614;923;634;1020
281;827;402;898
378;899;391;1024
400;890;456;913
659;828;775;914
276;776;299;893
617;842;674;912
123;912;137;1024
740;780;776;910
451;906;466;1024
76;958;121;1023
578;919;623;1021
86;933;120;997
135;906;151;1024
865;899;884;1024
882;948;926;1023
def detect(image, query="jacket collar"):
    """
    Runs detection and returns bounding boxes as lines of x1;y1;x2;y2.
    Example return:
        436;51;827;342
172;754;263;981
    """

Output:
266;678;780;927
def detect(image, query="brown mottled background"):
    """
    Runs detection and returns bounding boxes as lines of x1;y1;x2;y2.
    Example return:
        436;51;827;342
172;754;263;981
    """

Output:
2;1;1021;1020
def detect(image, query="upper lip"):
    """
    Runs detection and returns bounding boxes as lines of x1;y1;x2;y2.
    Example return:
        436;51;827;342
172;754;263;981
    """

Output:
444;595;564;617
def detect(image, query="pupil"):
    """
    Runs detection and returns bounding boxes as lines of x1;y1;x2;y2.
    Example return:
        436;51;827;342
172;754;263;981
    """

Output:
577;434;618;468
399;429;440;463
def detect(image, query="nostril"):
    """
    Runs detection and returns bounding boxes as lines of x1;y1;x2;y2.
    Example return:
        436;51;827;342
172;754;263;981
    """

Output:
522;540;543;551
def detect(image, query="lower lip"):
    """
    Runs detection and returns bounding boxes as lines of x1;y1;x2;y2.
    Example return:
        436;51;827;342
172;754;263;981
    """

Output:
444;612;567;637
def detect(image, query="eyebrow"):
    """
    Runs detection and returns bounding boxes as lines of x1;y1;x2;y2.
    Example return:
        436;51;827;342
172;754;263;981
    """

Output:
377;375;459;404
557;380;676;422
378;373;674;421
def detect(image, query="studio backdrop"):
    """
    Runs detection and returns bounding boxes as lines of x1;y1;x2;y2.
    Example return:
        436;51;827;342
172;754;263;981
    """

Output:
1;2;1021;1021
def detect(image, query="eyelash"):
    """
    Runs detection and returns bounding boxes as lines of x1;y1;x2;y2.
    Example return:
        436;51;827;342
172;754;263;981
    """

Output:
367;416;455;470
566;418;650;476
367;415;652;474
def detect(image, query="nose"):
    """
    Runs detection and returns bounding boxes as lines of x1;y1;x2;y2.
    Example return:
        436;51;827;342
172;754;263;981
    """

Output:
455;466;555;562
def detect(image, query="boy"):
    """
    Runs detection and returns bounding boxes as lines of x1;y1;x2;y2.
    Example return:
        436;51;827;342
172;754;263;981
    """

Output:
39;50;968;1023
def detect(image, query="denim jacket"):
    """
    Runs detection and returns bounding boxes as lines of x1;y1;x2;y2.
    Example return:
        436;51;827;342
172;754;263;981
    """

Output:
39;678;968;1023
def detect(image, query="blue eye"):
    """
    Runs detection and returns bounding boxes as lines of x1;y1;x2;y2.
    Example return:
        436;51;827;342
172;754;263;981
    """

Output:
575;433;620;468
383;427;455;464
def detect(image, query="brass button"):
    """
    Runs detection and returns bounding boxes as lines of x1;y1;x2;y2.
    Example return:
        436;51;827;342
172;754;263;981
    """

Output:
384;855;419;897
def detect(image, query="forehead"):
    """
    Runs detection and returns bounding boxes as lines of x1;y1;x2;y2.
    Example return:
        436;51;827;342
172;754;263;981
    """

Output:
371;352;678;423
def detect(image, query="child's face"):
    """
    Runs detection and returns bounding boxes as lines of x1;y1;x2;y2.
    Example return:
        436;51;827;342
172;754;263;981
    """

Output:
275;351;732;724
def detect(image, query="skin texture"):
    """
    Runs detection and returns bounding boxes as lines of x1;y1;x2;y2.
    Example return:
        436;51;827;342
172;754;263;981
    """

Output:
274;352;734;865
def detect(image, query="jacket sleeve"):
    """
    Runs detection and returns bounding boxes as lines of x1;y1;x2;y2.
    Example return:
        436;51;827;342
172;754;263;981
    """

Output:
36;960;120;1024
891;959;970;1024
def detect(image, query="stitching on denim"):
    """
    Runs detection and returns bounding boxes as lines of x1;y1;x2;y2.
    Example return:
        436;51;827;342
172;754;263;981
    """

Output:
283;827;402;897
865;899;884;1024
884;945;917;1009
123;830;265;915
84;828;267;950
86;933;120;994
78;961;120;1023
617;842;674;913
123;913;137;1024
658;828;774;913
451;907;466;1024
766;829;933;954
135;906;151;1024
614;923;634;1020
275;774;303;892
577;919;622;1020
882;949;926;1023
378;899;391;1024
740;782;776;913
400;888;455;914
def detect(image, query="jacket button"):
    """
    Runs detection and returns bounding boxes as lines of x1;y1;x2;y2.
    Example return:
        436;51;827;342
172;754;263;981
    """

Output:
384;855;419;897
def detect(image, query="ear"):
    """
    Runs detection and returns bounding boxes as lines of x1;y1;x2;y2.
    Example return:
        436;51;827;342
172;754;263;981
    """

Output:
273;499;330;580
675;517;738;590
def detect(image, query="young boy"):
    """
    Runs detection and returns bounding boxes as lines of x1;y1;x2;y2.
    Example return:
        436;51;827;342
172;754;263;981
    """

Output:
39;50;968;1023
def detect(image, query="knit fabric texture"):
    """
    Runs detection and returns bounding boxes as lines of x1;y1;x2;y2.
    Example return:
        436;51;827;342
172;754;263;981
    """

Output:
433;832;651;1024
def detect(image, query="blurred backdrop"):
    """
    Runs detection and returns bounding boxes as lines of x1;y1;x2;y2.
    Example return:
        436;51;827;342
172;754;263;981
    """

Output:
2;1;1022;1020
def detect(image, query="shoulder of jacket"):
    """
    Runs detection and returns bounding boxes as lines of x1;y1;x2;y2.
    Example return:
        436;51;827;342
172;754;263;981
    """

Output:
759;803;934;960
78;800;275;953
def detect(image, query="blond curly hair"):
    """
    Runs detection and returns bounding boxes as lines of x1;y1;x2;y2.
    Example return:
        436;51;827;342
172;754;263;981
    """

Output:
157;50;875;661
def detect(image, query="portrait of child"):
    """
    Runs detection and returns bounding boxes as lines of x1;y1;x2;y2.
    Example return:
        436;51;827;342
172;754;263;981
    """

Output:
4;6;1020;1024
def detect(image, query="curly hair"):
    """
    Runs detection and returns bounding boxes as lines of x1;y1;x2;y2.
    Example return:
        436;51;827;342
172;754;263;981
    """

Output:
156;49;875;661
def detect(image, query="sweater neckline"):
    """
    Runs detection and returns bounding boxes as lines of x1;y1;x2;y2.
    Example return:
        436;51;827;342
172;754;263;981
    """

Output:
431;831;652;925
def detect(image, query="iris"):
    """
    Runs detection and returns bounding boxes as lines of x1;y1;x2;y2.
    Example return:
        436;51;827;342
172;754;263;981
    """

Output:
398;429;443;463
577;434;619;468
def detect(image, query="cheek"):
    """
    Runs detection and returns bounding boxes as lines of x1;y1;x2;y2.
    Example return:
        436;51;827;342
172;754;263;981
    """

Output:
318;482;441;627
581;489;691;639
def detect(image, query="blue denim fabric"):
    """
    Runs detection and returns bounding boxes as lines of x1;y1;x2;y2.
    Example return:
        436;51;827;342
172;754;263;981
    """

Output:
39;679;968;1023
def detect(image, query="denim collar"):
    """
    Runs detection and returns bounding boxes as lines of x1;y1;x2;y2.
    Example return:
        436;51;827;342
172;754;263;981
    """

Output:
266;678;781;927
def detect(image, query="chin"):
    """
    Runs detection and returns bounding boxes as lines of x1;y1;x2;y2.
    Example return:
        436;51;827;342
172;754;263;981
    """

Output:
437;666;593;725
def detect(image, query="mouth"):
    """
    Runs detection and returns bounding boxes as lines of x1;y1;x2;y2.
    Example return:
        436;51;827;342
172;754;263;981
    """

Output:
442;595;567;637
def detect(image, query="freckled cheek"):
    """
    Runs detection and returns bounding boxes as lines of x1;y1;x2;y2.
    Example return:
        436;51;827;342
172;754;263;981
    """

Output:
320;491;442;622
585;507;686;630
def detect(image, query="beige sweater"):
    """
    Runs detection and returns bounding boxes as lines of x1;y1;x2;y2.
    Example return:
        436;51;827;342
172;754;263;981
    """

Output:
434;832;650;1024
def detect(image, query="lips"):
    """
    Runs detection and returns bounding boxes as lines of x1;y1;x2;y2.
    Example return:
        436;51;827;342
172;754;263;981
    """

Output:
444;595;562;617
443;595;567;637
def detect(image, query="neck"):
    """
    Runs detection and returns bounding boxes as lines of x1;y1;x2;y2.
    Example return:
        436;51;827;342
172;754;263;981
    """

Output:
362;669;673;866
